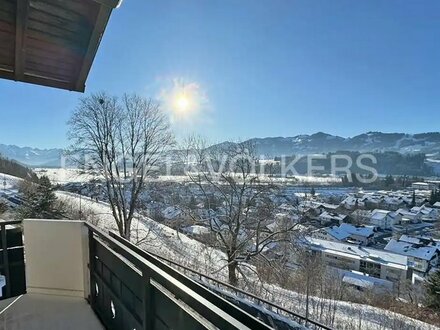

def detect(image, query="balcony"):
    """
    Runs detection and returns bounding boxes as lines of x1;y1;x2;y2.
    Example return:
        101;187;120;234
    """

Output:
0;219;331;330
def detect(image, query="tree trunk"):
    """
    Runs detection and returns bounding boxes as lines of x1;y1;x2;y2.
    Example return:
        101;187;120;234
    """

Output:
228;260;238;286
122;218;132;240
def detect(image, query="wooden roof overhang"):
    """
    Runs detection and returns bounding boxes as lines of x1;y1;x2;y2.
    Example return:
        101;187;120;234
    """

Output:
0;0;119;92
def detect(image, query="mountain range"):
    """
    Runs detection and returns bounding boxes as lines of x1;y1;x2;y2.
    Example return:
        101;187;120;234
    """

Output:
245;132;440;157
0;144;63;167
2;131;440;167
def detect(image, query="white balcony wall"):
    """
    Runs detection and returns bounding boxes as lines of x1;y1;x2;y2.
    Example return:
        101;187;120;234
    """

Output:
23;219;89;298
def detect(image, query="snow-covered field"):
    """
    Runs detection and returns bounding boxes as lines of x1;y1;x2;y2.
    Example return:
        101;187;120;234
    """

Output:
34;168;101;184
36;167;341;186
57;191;439;330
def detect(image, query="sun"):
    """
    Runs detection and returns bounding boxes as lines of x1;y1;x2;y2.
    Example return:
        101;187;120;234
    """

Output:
175;94;190;112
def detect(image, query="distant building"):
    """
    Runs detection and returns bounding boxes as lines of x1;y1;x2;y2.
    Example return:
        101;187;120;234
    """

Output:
385;235;440;276
338;270;394;292
307;238;410;287
318;211;347;225
182;225;210;236
340;195;361;210
314;223;375;246
370;209;401;229
412;182;437;191
385;237;439;275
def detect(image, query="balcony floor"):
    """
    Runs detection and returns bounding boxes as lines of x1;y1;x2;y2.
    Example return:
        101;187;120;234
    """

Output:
0;293;103;330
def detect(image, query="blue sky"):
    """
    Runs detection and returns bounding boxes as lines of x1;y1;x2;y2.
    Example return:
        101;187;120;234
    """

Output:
1;0;439;148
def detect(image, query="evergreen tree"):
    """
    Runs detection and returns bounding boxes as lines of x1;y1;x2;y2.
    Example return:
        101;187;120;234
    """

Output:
341;175;348;185
431;189;440;204
430;189;436;204
384;174;394;187
16;176;63;220
310;187;316;196
410;191;416;207
426;269;440;310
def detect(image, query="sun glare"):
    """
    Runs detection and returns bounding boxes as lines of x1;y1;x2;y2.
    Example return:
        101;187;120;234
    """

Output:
175;94;190;112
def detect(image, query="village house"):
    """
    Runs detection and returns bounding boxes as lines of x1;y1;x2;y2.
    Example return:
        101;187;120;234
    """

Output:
370;209;401;229
307;238;410;288
385;237;439;276
318;211;347;225
314;223;375;246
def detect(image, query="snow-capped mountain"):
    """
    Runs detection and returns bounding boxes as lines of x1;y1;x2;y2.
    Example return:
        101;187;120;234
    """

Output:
242;132;440;156
2;132;440;168
0;144;64;167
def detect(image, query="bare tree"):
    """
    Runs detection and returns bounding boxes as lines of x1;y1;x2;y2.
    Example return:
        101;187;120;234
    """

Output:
68;92;174;239
181;136;304;285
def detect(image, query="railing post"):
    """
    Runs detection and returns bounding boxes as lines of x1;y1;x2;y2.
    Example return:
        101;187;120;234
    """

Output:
1;223;10;298
142;269;154;330
88;228;96;308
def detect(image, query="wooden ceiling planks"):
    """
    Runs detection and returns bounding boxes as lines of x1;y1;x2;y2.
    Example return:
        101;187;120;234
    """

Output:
0;0;119;92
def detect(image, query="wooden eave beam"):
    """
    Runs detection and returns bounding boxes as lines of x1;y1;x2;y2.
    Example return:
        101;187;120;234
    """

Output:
0;69;72;90
93;0;120;8
74;4;114;92
15;0;29;81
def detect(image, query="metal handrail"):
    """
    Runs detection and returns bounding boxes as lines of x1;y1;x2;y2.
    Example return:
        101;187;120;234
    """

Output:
86;223;272;330
108;231;333;330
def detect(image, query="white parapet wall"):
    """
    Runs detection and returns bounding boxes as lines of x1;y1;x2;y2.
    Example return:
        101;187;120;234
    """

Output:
23;219;90;298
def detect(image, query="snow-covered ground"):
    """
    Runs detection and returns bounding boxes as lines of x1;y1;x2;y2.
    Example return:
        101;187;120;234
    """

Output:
56;191;227;277
34;168;102;184
0;173;22;189
36;167;341;185
57;191;439;330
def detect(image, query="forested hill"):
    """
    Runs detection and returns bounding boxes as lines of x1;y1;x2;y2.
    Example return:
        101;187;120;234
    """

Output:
0;155;39;182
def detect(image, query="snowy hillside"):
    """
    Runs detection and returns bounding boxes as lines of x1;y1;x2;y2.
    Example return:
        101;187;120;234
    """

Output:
57;191;439;330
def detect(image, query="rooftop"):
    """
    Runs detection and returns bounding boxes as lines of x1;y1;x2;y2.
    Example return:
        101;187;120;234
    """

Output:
308;237;408;270
385;238;438;261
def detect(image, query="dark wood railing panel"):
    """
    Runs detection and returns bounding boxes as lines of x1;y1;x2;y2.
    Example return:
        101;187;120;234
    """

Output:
86;222;271;330
152;283;209;330
90;238;144;329
108;231;274;330
108;230;332;330
0;220;25;300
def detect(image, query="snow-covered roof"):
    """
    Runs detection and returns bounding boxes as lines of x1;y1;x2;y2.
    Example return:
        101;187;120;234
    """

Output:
342;271;392;289
326;224;374;241
399;235;421;244
319;211;346;221
162;206;182;220
339;223;374;238
320;203;339;210
183;225;210;235
326;226;350;241
341;196;359;206
371;209;390;221
307;238;408;270
385;239;438;261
